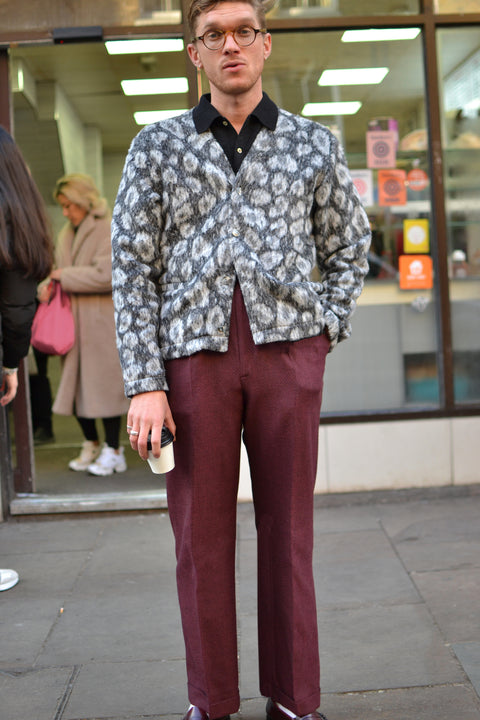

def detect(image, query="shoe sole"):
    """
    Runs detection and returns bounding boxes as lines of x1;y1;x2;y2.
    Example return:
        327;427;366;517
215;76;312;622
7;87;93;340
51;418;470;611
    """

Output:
69;456;101;471
0;579;19;591
88;466;127;476
69;464;98;471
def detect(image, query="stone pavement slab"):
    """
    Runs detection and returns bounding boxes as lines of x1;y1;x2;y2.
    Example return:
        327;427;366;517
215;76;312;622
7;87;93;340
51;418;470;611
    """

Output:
412;567;480;642
0;516;101;554
0;666;75;720
0;488;479;720
317;603;463;693
35;575;184;667
64;660;187;719
0;550;89;668
242;686;480;720
313;529;421;608
319;685;480;720
453;642;480;699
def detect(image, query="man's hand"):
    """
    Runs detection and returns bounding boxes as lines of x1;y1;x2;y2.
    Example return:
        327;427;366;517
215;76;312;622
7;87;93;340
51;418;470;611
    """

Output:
127;390;176;461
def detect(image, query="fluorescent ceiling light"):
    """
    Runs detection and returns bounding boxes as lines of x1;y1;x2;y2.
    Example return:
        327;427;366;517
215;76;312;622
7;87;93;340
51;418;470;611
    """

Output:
319;67;389;86
464;97;480;111
464;97;480;116
342;28;420;42
105;39;184;54
302;101;362;116
121;77;189;95
134;109;187;125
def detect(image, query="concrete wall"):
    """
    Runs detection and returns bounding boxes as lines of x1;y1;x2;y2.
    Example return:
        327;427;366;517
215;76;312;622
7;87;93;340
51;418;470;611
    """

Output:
237;415;480;501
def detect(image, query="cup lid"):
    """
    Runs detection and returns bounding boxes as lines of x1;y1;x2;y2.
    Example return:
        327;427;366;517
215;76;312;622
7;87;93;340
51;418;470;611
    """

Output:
161;426;174;447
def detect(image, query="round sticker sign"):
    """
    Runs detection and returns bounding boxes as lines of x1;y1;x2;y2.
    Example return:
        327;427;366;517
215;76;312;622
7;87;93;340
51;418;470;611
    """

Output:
407;168;429;192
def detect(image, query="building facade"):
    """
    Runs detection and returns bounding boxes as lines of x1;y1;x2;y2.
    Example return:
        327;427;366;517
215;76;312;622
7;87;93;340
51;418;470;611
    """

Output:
1;0;479;515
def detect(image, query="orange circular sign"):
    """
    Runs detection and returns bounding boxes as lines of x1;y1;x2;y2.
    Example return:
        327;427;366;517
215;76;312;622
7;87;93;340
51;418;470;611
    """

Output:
407;168;429;192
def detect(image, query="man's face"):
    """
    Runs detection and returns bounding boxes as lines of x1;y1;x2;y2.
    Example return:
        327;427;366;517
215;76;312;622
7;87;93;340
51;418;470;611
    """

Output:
187;2;271;101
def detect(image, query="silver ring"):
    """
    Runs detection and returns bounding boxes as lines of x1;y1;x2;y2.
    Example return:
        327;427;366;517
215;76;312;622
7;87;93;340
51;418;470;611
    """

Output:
129;430;139;436
126;424;133;430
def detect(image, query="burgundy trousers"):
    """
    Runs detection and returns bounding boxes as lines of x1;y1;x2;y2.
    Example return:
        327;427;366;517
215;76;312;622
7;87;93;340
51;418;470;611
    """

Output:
165;283;329;718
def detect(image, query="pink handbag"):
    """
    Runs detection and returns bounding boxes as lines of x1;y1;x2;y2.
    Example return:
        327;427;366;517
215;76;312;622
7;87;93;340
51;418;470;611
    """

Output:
31;280;75;355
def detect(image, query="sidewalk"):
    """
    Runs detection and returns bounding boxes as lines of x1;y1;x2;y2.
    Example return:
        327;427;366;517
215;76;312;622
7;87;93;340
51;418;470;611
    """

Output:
1;485;480;720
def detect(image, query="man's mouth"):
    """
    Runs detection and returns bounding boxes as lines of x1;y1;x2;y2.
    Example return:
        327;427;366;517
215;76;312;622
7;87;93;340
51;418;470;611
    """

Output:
223;61;244;70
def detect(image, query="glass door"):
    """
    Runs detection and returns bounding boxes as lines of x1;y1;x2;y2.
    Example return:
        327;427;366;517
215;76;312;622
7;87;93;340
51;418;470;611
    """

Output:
10;37;190;505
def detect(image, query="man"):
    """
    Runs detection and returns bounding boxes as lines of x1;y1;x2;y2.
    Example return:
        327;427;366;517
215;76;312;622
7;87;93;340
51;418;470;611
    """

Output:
111;1;370;719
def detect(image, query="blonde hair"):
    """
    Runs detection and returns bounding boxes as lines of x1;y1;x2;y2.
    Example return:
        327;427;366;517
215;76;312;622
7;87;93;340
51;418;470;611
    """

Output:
53;173;108;215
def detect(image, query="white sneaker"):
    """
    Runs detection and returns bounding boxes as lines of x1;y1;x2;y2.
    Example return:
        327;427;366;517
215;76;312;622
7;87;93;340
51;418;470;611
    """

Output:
69;441;101;471
0;569;19;591
88;444;127;476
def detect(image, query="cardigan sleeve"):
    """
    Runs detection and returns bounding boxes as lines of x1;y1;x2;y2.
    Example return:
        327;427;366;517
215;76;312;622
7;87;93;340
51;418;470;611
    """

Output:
313;135;371;348
111;127;168;397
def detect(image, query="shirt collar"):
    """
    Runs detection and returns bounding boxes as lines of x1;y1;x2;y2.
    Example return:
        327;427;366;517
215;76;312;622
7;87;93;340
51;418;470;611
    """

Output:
193;92;278;133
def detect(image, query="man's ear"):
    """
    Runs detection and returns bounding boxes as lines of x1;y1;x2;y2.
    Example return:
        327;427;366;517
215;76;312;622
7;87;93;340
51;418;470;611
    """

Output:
187;43;203;69
263;32;272;61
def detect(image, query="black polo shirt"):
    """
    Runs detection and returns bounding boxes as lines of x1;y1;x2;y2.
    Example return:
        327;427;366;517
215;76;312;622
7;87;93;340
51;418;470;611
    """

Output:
192;92;278;173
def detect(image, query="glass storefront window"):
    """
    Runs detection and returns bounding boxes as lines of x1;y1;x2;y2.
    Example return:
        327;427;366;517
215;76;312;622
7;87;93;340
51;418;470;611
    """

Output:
0;0;182;33
438;28;480;404
266;0;419;20
261;28;439;412
11;26;440;414
434;0;480;12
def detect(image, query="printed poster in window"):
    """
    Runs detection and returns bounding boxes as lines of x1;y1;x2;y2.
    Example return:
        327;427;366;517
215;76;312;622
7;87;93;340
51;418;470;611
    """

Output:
378;169;407;206
350;169;374;207
404;218;430;254
399;255;433;290
366;130;397;169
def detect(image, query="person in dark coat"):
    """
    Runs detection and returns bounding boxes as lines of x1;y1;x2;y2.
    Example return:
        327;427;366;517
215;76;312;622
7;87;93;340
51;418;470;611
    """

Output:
0;125;53;590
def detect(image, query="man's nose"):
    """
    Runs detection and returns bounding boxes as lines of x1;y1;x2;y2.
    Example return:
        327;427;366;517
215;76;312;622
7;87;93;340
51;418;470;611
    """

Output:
223;30;239;49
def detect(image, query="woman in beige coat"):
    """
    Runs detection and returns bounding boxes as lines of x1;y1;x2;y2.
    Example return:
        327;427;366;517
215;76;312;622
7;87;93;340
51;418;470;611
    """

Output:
40;173;129;475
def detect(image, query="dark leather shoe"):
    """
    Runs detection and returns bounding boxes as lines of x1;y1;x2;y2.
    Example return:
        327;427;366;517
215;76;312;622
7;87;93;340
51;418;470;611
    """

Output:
266;698;328;720
182;705;230;720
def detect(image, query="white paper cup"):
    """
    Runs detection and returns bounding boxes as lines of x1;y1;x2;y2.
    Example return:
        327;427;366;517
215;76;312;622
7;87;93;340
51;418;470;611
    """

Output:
147;428;175;474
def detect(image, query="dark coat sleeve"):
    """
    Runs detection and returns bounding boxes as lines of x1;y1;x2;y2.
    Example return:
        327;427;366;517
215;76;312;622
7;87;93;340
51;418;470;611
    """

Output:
0;265;37;368
0;199;39;368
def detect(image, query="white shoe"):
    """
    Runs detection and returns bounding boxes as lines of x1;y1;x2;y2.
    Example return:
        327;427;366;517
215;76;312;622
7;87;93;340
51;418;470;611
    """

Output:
69;441;101;471
0;569;19;591
87;444;127;476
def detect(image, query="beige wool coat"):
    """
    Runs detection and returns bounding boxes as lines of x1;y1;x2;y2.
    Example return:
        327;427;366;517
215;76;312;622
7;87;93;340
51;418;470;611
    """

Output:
52;204;129;419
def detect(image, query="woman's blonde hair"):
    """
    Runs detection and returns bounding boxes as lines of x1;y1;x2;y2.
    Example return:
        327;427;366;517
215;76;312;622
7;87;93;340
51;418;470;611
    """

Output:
53;173;108;215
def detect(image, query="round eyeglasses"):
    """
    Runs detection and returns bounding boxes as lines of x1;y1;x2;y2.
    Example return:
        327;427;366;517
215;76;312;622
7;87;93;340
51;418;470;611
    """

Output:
195;25;267;51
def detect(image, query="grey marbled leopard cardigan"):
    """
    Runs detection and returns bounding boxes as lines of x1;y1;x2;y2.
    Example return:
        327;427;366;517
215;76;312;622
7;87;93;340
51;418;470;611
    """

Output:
111;107;371;397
